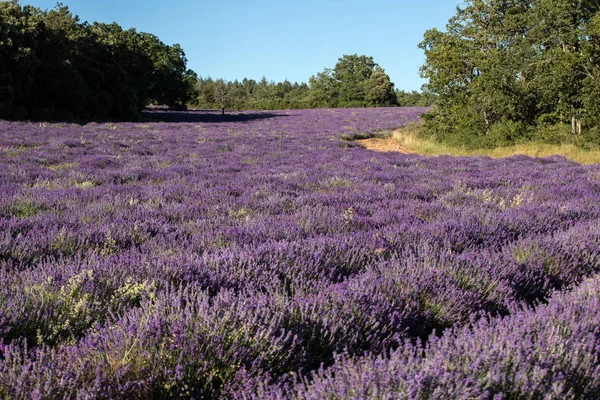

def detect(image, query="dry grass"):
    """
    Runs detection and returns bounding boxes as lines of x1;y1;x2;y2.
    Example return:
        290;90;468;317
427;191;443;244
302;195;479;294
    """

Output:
358;124;600;165
357;137;414;154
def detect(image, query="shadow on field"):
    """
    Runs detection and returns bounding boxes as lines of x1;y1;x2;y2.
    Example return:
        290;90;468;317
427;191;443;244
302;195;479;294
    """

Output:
141;109;290;123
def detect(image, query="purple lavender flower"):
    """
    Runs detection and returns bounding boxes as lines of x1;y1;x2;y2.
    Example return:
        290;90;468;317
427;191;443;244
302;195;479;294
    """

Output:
1;108;599;398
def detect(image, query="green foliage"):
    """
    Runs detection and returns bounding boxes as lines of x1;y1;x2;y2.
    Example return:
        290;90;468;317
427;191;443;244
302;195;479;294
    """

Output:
194;54;409;111
420;0;600;146
525;123;573;145
395;90;437;106
10;198;42;218
308;69;336;108
485;120;529;148
364;66;397;106
0;1;197;121
195;76;312;111
5;271;156;346
309;54;399;108
333;54;377;105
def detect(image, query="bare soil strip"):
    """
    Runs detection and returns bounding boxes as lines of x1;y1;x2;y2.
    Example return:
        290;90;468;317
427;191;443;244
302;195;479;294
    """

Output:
357;137;414;154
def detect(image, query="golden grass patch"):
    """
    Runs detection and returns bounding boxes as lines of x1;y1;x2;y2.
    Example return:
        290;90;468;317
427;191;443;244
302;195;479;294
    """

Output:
360;125;600;165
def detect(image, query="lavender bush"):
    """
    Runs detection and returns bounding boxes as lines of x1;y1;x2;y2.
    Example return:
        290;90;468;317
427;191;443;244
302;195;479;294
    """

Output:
1;107;599;398
268;274;600;399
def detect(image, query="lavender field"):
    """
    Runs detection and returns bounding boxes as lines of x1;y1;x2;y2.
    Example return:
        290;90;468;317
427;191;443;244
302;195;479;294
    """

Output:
1;107;600;399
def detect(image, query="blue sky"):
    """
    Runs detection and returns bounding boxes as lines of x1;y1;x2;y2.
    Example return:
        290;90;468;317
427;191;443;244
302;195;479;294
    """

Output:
24;0;460;91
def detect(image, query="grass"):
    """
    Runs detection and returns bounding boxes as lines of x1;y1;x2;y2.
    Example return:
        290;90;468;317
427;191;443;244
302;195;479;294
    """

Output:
380;124;600;165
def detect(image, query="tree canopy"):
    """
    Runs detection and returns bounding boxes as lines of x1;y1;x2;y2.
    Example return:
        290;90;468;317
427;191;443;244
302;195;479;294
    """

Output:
193;55;423;112
1;2;431;119
308;54;398;108
0;1;197;121
195;77;312;111
420;0;600;146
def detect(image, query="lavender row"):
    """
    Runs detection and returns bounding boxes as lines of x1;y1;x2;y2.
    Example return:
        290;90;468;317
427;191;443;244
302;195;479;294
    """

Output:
1;215;600;354
2;171;600;354
2;249;600;398
264;273;600;399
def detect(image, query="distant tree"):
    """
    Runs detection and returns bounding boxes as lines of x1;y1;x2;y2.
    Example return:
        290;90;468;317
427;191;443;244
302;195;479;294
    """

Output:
193;56;404;111
395;90;437;107
196;77;216;108
214;79;234;114
363;66;397;106
284;81;310;109
195;76;312;111
333;54;377;106
241;78;257;99
308;68;337;107
253;76;276;108
308;54;397;107
145;38;198;109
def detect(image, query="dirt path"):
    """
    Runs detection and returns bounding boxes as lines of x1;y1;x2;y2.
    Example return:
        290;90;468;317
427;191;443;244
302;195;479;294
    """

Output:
357;137;415;154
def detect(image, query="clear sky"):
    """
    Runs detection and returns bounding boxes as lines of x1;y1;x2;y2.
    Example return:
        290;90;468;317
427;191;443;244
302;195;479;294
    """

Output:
24;0;460;91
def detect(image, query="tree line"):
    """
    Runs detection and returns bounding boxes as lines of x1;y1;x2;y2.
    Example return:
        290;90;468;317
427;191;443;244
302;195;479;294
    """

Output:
0;1;197;121
420;0;600;147
194;54;435;113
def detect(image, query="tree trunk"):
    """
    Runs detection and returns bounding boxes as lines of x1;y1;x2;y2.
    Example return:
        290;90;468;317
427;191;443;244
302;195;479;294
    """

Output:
482;110;490;129
221;107;225;115
571;105;582;135
571;116;582;135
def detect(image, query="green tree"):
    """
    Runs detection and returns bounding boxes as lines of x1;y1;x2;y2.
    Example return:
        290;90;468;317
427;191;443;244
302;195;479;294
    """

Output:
581;11;600;128
0;1;42;118
192;56;401;111
308;54;397;107
395;90;437;106
0;1;197;120
308;68;337;107
214;79;234;114
196;77;216;108
420;0;600;146
333;54;377;106
145;38;197;109
363;66;397;106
